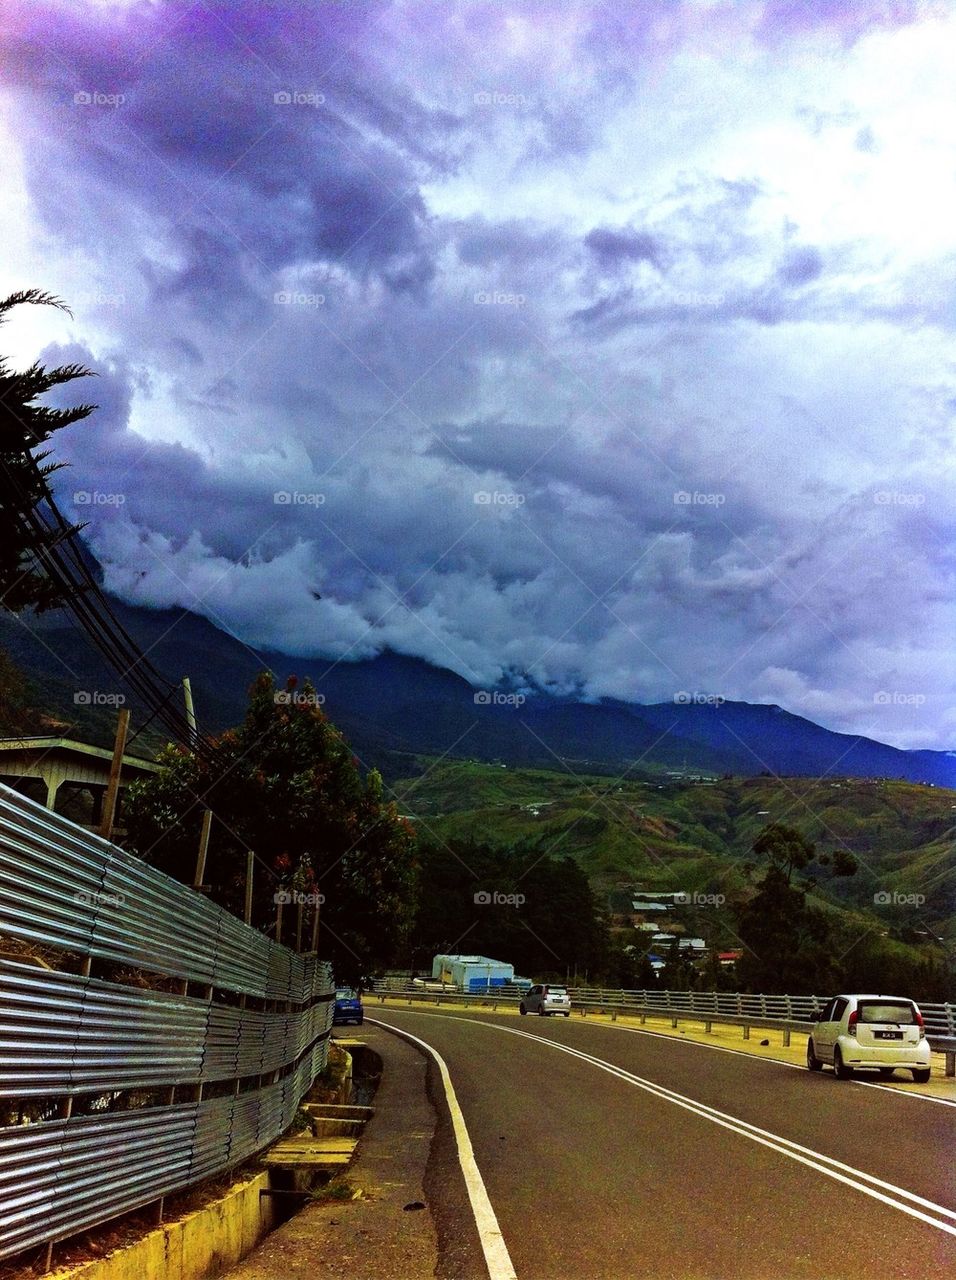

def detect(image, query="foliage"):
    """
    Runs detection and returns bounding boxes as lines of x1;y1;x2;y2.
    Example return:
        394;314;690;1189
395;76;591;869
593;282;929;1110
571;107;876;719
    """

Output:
125;673;417;981
732;823;955;1000
734;824;849;993
406;837;610;982
0;290;95;613
391;762;954;1000
0;646;41;734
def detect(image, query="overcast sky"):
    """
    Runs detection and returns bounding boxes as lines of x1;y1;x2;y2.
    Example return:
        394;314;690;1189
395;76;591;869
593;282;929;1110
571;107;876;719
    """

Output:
2;0;955;749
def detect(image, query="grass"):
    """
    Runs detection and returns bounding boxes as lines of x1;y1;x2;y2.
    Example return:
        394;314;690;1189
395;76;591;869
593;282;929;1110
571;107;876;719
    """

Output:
392;761;956;938
310;1177;361;1204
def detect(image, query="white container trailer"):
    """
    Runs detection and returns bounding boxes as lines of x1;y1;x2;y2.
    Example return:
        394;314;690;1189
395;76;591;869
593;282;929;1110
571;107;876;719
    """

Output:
432;954;514;990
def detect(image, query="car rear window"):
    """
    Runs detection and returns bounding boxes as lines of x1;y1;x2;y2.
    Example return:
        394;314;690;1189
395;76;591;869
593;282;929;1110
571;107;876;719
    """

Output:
858;1000;916;1024
336;989;358;999
548;987;568;995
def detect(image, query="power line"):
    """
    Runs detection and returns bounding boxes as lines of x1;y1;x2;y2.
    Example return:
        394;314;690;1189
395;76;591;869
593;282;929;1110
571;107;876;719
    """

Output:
1;452;220;764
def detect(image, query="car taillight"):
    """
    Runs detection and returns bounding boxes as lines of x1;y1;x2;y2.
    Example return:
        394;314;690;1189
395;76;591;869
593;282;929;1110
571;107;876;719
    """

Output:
848;1010;858;1036
915;1009;924;1034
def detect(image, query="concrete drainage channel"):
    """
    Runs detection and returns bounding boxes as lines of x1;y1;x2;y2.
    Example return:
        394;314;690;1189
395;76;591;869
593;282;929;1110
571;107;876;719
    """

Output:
260;1042;383;1212
46;1044;383;1280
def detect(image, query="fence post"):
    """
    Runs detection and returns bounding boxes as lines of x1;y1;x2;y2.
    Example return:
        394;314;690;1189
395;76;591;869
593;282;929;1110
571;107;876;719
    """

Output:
244;850;255;925
193;808;213;888
98;707;130;842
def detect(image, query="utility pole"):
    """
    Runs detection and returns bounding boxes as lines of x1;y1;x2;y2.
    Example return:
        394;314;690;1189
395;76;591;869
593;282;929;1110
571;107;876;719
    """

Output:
183;676;214;895
99;708;130;842
182;676;197;745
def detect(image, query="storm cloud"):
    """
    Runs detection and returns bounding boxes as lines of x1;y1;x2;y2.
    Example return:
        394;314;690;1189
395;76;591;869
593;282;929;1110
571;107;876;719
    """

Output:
2;0;954;749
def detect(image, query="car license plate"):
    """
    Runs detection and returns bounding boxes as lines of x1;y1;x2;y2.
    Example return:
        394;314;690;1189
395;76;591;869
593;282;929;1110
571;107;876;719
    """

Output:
875;1030;902;1040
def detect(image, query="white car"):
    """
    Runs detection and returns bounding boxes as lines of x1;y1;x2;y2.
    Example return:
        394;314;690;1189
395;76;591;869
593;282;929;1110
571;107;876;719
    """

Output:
520;984;571;1017
806;994;931;1082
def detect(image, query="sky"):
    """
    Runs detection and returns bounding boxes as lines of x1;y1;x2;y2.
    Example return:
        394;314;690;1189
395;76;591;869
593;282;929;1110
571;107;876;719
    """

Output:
1;0;955;750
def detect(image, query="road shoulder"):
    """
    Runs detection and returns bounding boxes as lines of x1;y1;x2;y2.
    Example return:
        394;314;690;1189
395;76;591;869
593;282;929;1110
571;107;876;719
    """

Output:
224;1025;439;1280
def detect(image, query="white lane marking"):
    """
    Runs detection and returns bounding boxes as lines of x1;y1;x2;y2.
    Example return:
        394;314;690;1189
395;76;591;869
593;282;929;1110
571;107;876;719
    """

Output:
377;1000;956;1107
376;1009;956;1239
365;1017;517;1280
598;1020;956;1107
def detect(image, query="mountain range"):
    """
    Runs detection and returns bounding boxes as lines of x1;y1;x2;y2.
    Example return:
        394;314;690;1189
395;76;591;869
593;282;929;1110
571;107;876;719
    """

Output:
1;578;954;787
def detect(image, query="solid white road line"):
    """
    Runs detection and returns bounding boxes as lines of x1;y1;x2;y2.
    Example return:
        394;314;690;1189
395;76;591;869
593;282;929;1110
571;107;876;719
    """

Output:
377;1009;956;1240
601;1019;956;1107
377;998;956;1107
365;1017;517;1280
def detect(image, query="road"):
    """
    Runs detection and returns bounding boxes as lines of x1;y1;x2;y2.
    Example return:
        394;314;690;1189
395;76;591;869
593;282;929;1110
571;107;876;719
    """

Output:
366;1006;956;1280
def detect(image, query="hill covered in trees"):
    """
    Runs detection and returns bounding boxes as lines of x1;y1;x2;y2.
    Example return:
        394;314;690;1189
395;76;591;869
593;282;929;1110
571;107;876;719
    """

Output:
392;761;955;998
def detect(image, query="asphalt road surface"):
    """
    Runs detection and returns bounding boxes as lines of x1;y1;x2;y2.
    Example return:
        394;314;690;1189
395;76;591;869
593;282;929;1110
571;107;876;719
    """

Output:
367;1006;956;1280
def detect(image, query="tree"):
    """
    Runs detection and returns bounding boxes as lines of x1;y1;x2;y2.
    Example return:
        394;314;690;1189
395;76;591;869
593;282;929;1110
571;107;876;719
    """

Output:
818;847;859;878
751;823;816;884
0;647;39;734
124;673;417;981
735;823;856;994
0;291;95;613
408;836;610;981
661;935;694;990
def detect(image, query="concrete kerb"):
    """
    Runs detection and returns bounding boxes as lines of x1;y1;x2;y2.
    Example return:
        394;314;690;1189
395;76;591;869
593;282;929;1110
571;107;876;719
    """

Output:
48;1172;278;1280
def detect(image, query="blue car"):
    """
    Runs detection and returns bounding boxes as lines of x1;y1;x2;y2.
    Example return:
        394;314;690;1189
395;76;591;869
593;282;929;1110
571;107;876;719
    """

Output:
333;987;364;1026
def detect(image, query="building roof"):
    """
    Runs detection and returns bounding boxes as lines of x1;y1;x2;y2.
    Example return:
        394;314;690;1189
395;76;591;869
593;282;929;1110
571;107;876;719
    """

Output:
0;736;158;772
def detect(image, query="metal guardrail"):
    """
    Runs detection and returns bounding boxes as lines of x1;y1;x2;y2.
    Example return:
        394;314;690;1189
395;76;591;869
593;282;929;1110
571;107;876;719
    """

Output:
564;986;956;1036
372;982;956;1070
0;783;335;1263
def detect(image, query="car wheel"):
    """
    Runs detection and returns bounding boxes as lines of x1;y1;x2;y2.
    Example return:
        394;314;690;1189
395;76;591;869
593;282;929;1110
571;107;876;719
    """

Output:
877;1068;893;1079
564;1012;570;1017
833;1046;853;1080
538;1006;549;1016
519;1003;527;1015
806;1040;822;1071
912;1068;931;1084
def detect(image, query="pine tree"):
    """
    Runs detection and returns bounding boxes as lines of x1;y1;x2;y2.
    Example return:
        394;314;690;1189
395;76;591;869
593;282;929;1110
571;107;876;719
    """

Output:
0;290;95;613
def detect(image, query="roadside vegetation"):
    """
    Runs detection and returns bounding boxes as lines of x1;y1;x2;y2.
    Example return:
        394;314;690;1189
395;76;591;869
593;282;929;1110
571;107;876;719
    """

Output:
124;673;417;983
391;760;955;1000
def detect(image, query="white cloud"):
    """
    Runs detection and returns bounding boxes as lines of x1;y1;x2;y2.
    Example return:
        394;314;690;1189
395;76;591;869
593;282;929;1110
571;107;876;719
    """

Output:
2;1;955;749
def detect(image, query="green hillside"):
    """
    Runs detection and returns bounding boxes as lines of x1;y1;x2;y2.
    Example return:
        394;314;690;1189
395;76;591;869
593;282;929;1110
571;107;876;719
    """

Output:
392;761;956;946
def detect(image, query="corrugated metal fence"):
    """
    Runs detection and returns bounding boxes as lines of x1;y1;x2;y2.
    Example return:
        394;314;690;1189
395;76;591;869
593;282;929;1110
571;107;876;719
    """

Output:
0;782;334;1262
